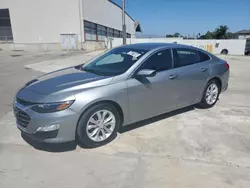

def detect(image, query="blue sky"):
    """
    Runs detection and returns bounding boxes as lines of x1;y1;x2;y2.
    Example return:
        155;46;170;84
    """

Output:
112;0;250;36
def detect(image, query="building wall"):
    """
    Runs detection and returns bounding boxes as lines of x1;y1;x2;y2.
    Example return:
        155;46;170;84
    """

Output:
0;0;80;44
82;0;135;38
0;0;137;51
238;35;250;39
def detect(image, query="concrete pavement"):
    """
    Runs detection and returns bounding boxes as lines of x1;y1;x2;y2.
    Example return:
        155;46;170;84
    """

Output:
25;50;105;73
0;50;85;118
0;52;250;188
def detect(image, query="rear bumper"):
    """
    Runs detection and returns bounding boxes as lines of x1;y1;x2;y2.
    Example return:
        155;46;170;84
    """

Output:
220;70;229;93
222;83;228;92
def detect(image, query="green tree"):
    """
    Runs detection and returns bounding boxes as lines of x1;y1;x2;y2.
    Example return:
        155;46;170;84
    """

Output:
166;34;173;38
166;32;181;38
199;31;214;39
198;25;233;39
225;32;233;39
173;32;181;37
214;25;229;39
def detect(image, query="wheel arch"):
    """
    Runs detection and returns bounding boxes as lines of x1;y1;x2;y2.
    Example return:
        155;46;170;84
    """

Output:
77;100;124;127
208;77;222;92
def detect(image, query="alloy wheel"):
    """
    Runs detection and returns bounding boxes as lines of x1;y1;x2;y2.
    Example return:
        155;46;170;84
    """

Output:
86;110;116;142
205;83;219;105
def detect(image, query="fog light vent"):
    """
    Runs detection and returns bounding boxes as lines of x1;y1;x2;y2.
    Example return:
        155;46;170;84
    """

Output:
36;124;60;132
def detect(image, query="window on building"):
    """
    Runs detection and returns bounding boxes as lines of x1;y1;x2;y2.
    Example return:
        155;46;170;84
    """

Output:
215;43;220;48
84;20;126;41
119;31;123;38
127;33;131;38
0;9;13;42
114;30;120;38
84;20;97;41
97;25;106;41
107;28;114;37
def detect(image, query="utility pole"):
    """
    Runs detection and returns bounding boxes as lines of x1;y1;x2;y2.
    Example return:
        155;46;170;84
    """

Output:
122;0;126;45
78;0;83;50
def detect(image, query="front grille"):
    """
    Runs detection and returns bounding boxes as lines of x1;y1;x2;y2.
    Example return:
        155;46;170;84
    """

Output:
16;97;36;106
14;107;31;128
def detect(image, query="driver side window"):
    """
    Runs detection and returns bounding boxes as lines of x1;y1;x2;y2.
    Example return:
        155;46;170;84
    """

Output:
140;49;173;72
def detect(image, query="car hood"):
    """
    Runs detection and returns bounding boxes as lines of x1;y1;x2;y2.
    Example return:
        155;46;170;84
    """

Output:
23;67;113;95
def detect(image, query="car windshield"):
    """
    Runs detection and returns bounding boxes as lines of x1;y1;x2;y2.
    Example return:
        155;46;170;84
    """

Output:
81;48;148;76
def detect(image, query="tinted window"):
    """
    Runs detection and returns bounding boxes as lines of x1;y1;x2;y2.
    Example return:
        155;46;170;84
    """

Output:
0;9;13;41
174;48;210;68
199;51;210;62
0;9;10;18
140;49;172;72
0;19;11;27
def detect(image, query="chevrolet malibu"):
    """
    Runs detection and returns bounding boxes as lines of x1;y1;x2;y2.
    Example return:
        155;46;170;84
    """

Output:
14;43;229;148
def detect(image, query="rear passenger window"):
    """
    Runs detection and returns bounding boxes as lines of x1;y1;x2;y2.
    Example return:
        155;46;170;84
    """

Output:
173;48;210;68
140;49;172;72
199;52;210;62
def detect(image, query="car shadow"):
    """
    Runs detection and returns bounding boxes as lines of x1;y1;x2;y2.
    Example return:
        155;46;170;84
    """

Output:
119;105;195;134
21;105;195;152
21;133;77;152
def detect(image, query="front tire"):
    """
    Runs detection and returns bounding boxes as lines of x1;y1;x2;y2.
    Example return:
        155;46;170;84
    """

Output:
76;103;121;148
198;80;220;108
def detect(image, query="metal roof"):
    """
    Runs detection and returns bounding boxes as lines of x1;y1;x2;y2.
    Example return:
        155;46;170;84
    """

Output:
235;30;250;34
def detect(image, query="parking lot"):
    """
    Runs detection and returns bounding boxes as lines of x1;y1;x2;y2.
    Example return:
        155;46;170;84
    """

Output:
0;51;250;188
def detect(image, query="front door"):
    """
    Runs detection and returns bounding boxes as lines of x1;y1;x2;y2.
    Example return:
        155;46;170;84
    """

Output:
127;49;181;123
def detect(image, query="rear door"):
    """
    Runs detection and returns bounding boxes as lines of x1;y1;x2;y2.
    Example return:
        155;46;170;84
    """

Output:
171;48;211;107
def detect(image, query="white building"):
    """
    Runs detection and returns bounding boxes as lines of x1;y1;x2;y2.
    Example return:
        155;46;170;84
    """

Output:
234;30;250;39
0;0;141;51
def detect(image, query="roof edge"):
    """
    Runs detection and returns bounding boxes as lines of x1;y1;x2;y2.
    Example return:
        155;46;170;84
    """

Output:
108;0;135;22
235;30;250;34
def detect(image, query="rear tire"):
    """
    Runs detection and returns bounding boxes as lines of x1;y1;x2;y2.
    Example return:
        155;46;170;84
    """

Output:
198;80;220;108
76;103;121;148
221;49;228;55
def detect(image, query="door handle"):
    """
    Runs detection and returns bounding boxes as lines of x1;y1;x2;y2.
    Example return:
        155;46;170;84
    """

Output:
169;74;177;80
201;68;208;72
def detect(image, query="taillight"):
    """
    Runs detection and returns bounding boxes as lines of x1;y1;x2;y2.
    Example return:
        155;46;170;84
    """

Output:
225;62;230;70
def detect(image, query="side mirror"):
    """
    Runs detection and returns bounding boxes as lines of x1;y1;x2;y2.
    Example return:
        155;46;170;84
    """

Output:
136;69;156;77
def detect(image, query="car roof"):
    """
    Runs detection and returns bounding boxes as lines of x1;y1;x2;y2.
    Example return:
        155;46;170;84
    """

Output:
119;43;194;51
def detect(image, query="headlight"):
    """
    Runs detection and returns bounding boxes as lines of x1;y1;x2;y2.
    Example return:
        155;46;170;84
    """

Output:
31;100;75;113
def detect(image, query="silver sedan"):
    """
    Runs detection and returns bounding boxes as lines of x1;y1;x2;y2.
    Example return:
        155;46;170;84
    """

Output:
14;43;229;148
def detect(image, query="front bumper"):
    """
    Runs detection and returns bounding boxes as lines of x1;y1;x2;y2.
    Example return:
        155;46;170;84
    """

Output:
14;101;80;144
